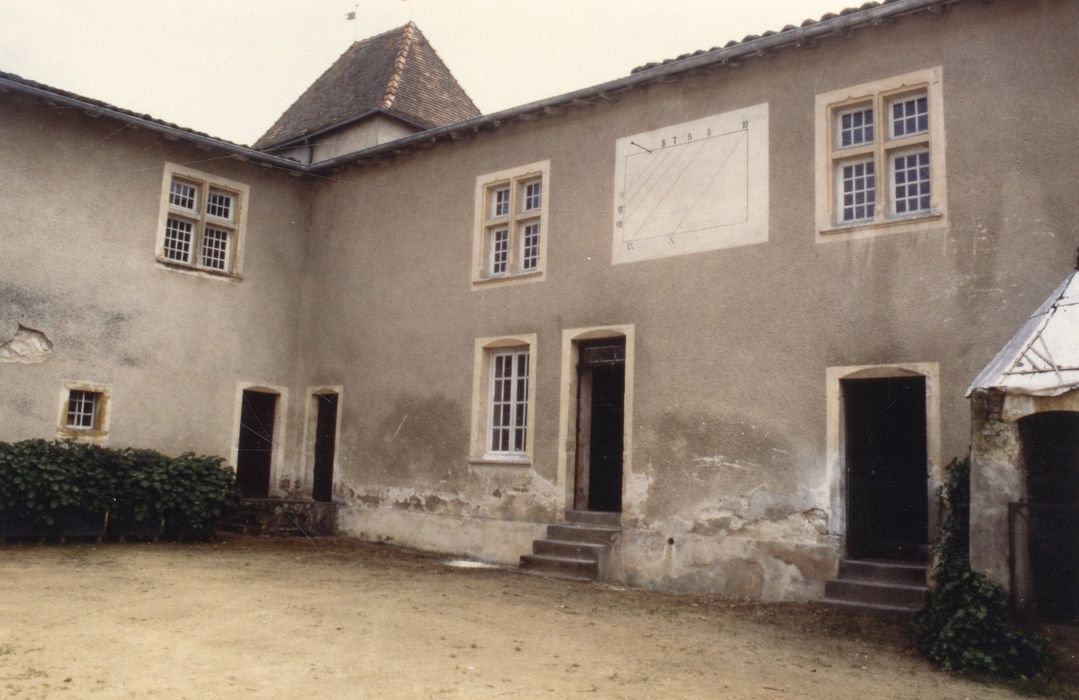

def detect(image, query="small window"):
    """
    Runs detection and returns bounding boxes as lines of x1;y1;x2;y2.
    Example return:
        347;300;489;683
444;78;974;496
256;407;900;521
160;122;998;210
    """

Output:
890;149;931;216
57;381;110;440
889;94;929;139
837;106;874;148
472;161;549;288
66;390;100;430
838;159;876;222
490;228;510;275
492;188;510;218
156;164;248;278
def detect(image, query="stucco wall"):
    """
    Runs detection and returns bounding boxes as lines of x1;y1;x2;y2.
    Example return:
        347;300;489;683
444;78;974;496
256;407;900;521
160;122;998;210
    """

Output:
299;0;1079;595
0;98;312;482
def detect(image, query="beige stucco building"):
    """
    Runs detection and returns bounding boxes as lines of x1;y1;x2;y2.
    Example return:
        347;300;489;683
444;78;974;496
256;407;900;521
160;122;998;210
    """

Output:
2;0;1077;612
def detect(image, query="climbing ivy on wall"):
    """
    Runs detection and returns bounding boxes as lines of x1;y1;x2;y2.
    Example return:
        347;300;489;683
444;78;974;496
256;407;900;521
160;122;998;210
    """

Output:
915;457;1048;679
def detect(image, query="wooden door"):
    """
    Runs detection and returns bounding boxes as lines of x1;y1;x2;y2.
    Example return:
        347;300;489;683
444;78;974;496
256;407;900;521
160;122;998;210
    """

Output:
312;393;338;503
236;390;277;498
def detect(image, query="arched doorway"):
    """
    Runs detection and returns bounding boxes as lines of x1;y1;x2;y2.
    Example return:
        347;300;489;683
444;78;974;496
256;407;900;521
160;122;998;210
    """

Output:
1019;411;1079;623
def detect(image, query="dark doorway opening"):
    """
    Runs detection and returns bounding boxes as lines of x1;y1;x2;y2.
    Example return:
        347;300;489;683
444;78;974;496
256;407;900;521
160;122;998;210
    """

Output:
1019;411;1079;624
312;393;339;503
574;340;625;513
843;376;928;561
236;389;277;498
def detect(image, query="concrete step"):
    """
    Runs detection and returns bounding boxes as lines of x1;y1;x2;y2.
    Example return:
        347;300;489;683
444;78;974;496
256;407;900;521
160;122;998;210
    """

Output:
838;559;927;586
546;523;620;545
564;510;621;527
825;578;928;609
533;539;607;561
519;554;598;581
819;597;922;615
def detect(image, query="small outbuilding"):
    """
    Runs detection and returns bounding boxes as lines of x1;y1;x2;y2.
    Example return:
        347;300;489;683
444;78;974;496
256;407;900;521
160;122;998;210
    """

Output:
968;256;1079;623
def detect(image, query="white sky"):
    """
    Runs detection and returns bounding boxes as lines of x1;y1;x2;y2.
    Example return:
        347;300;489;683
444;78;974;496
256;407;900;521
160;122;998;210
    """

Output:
0;0;845;146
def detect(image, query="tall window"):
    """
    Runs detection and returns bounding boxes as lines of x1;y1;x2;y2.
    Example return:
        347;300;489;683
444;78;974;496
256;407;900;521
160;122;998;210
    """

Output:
815;68;945;240
157;164;248;277
488;349;529;455
472;161;549;287
470;335;536;464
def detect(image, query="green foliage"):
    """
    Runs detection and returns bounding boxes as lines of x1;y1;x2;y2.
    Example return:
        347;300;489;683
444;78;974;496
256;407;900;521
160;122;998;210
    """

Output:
0;439;238;539
916;457;1048;679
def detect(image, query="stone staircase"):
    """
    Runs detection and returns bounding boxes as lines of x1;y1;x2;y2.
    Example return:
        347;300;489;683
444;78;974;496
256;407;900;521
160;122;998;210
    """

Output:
822;558;929;614
519;510;620;581
220;499;338;537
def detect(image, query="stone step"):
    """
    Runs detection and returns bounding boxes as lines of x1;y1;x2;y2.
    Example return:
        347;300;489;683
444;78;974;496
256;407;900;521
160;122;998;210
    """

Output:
564;510;621;527
519;554;597;581
546;523;620;545
825;578;928;609
533;539;607;561
819;597;922;615
838;559;927;586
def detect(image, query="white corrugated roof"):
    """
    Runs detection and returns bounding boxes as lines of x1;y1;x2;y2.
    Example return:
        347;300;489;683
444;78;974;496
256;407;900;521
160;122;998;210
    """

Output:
967;271;1079;397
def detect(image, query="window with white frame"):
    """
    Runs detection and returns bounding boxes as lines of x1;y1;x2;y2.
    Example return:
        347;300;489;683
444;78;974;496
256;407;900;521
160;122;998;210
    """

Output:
156;164;248;276
488;348;529;455
815;68;945;239
470;335;536;464
57;381;110;439
472;161;549;287
66;390;101;430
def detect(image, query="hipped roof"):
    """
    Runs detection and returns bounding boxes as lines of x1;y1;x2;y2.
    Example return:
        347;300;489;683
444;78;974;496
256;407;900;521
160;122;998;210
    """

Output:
254;22;480;151
968;270;1079;398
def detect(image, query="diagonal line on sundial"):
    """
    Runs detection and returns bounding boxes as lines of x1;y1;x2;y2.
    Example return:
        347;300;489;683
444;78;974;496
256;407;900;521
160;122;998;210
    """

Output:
627;138;709;241
626;146;677;205
670;130;746;236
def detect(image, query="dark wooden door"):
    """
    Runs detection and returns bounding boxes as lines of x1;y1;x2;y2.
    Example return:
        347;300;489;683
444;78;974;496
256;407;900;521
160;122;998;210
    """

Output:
236;390;277;498
1019;411;1079;622
843;376;928;561
312;393;338;503
574;340;626;513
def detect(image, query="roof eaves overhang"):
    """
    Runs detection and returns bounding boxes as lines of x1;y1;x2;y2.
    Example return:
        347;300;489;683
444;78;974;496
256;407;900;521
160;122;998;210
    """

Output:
311;0;962;172
0;74;308;174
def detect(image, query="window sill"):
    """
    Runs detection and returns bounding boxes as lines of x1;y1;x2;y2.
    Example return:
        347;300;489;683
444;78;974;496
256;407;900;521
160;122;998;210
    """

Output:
155;258;242;281
471;270;544;289
819;209;943;236
55;428;108;442
468;456;532;468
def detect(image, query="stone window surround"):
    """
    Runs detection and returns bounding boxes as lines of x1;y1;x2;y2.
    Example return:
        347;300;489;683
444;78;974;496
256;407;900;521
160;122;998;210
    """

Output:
469;334;538;466
154;162;249;280
814;67;947;244
471;161;549;289
56;379;111;443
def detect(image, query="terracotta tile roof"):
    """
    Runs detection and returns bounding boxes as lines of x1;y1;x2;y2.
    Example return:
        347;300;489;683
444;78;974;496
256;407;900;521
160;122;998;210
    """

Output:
631;0;908;74
253;22;480;151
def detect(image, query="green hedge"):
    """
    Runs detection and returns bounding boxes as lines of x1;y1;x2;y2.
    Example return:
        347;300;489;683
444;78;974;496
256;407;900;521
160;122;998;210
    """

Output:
0;439;238;539
915;457;1048;679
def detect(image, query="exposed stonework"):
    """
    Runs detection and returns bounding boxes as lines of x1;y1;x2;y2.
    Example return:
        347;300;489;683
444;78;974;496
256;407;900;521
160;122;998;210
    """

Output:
0;324;52;363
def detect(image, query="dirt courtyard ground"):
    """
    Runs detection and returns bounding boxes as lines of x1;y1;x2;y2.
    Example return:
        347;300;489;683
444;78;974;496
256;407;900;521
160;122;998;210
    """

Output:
0;535;1066;699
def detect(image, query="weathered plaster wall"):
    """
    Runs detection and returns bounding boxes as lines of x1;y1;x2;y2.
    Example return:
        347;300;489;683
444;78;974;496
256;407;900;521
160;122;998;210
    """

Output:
300;0;1079;592
0;98;312;476
280;115;418;164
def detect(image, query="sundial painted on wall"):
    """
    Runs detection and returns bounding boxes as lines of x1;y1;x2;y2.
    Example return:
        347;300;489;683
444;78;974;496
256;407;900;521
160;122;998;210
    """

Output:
611;103;769;264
